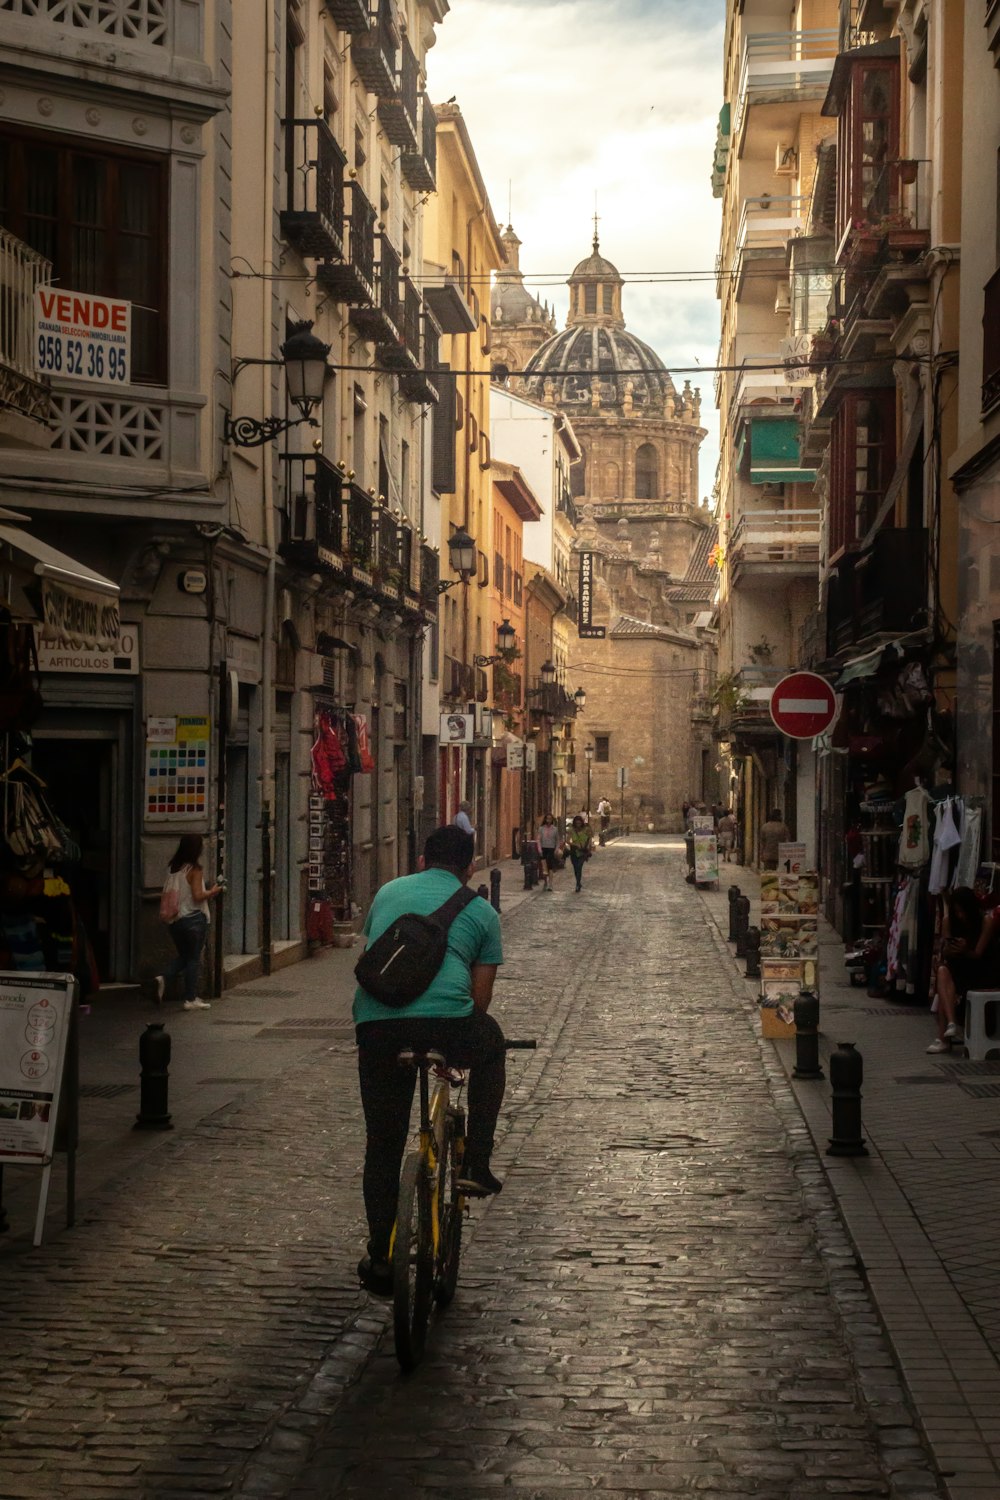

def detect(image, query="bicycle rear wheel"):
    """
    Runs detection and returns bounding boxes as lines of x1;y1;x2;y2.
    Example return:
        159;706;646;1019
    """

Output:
434;1107;464;1307
393;1150;434;1371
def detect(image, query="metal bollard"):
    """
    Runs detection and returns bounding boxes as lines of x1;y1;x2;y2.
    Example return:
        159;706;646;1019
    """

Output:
490;867;502;913
134;1022;173;1131
734;895;751;958
792;990;824;1079
477;883;489;901
826;1042;868;1156
727;885;742;941
744;925;761;979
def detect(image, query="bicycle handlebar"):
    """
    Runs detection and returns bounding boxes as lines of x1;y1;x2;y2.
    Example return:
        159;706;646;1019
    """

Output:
504;1039;537;1050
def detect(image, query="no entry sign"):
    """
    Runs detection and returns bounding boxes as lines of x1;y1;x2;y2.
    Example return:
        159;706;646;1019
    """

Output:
769;671;837;739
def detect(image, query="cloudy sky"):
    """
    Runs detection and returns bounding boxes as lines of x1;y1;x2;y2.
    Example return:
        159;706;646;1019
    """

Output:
427;0;726;500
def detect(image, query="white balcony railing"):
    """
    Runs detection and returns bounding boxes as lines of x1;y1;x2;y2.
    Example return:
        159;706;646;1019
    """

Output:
729;357;811;419
733;28;839;137
0;227;52;425
730;509;821;567
737;195;807;256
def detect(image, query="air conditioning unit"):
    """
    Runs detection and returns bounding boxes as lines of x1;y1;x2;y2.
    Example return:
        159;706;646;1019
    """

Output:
775;142;797;175
775;284;791;314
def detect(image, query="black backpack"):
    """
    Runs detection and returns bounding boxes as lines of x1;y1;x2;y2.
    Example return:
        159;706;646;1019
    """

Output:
354;884;478;1007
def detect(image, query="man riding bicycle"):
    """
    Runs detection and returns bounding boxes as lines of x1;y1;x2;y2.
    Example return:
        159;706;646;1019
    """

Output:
354;825;505;1296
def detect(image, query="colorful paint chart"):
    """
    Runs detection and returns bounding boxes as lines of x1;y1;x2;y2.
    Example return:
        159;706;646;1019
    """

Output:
144;716;210;820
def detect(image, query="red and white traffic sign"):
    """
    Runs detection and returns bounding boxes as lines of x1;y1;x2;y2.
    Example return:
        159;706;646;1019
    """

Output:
769;671;837;740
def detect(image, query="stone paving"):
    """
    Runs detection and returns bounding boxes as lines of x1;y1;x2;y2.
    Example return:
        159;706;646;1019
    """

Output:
0;838;940;1498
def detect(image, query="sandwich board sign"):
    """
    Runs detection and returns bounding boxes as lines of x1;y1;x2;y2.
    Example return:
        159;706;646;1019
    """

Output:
0;972;77;1245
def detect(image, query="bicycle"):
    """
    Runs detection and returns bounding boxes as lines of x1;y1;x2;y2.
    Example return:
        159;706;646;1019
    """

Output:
391;1038;536;1371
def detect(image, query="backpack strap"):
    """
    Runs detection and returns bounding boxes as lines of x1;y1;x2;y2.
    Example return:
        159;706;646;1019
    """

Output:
428;883;478;931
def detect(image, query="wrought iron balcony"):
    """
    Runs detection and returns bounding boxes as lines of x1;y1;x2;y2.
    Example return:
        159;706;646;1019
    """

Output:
345;481;376;574
377;33;419;151
401;97;437;192
0;227;52;426
382;276;421;372
374;505;404;597
825;528;929;655
315;181;375;306
399;311;440;406
353;0;398;96
419;543;440;610
984;266;1000;417
279;453;347;576
322;0;369;32
349;236;401;345
280;119;346;262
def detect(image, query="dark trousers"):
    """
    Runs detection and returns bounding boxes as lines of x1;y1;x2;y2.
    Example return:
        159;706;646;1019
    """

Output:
356;1010;506;1259
164;912;208;1002
570;852;586;888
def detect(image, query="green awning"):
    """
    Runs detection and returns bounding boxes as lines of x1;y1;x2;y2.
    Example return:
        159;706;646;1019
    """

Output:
749;416;816;485
719;102;731;136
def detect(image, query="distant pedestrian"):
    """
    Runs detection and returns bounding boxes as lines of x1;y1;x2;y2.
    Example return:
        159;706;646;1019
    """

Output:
454;800;475;838
759;808;790;870
567;815;593;893
718;808;736;862
597;796;612;846
537;813;561;891
155;834;222;1011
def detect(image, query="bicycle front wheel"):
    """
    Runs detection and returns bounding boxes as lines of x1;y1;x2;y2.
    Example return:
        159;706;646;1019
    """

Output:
434;1107;464;1307
393;1150;434;1371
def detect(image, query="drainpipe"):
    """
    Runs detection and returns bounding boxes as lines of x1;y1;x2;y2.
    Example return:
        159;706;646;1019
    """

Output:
259;1;278;973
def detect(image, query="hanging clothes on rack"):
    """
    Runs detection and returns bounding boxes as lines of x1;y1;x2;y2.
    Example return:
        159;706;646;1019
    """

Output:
311;712;348;799
954;802;984;891
928;796;962;895
899;784;931;868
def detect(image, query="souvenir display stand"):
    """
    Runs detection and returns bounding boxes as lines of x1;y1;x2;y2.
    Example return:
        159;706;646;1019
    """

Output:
758;849;819;1038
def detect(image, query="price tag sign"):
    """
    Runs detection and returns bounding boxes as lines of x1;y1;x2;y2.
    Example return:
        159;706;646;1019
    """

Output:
34;287;131;386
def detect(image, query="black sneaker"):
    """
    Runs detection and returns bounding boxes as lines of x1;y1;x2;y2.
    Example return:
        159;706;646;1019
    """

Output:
357;1254;393;1297
457;1165;503;1197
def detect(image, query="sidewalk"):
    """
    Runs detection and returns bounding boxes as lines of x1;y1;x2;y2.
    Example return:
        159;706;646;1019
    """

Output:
696;857;1000;1500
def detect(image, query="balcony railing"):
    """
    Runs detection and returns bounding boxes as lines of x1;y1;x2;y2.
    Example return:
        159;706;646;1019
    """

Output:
322;0;369;32
281;118;346;262
984;266;1000;416
733;28;839;136
401;97;437;192
377;33;419;151
316;181;375;306
349;235;400;345
0;227;52;424
737;195;807;257
346;483;375;572
729;509;820;569
728;356;808;420
353;0;398;96
383;277;420;372
826;528;929;655
419;544;439;609
732;665;789;723
864;158;930;235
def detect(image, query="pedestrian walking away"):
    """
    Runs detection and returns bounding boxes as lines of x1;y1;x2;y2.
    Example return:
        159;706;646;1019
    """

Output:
154;834;222;1010
353;824;505;1297
718;807;736;862
759;808;790;870
537;812;561;889
567;814;593;892
453;800;475;838
597;795;612;845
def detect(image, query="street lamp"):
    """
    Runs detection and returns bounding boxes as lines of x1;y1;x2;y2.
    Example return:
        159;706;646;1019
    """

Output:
475;617;517;667
540;658;556;687
574;685;587;711
584;741;594;814
436;526;478;593
224;321;332;448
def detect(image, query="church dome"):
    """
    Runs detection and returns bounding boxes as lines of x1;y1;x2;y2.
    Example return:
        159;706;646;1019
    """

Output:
522;231;675;414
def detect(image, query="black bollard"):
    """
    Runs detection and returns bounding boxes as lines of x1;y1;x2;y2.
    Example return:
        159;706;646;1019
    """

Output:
134;1022;173;1131
477;883;489;901
826;1042;868;1156
734;895;751;958
744;925;761;979
490;866;502;913
727;885;742;941
792;990;824;1079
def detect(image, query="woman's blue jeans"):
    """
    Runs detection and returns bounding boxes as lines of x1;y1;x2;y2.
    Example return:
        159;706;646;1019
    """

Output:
164;913;208;1002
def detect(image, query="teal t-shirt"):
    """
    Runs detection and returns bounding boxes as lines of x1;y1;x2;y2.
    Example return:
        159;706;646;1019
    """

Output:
352;869;503;1024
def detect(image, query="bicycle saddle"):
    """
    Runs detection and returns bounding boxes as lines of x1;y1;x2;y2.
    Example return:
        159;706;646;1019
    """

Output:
396;1048;446;1069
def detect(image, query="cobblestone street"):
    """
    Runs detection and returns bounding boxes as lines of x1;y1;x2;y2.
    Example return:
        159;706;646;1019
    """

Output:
0;840;938;1499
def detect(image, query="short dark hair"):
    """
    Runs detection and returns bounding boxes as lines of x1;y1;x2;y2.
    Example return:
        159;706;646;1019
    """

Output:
424;825;474;875
769;808;783;821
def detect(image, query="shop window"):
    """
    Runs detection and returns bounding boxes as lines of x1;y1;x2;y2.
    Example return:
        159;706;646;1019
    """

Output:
829;390;896;557
0;129;168;384
635;443;659;500
595;734;610;763
836;57;900;243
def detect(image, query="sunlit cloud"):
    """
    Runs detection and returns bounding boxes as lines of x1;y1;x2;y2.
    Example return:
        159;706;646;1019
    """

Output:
428;0;726;499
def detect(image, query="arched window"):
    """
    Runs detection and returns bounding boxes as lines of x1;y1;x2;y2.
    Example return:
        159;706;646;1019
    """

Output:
602;285;614;314
584;283;597;314
604;460;620;497
635;443;659;500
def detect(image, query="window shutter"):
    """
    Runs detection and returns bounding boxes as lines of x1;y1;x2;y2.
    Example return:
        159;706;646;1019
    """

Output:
432;367;456;494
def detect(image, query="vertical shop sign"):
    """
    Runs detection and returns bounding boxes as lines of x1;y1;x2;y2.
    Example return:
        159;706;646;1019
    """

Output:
578;553;606;639
144;715;210;820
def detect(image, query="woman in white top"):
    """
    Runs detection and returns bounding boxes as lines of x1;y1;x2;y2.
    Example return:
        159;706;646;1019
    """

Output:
537;812;561;891
155;835;222;1010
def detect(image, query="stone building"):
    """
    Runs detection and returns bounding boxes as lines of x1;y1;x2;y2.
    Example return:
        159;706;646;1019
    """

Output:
493;230;714;829
490;224;556;381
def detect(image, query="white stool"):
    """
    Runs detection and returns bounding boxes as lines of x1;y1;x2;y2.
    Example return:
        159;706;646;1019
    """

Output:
964;991;1000;1061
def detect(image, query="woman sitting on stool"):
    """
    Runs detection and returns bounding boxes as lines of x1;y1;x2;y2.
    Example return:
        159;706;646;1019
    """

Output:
929;888;999;1054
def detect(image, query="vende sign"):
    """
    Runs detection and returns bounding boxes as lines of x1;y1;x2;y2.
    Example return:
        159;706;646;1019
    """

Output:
34;287;131;385
769;671;838;740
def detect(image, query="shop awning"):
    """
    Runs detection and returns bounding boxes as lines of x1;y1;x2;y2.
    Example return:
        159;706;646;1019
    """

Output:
749;416;817;485
0;523;120;650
